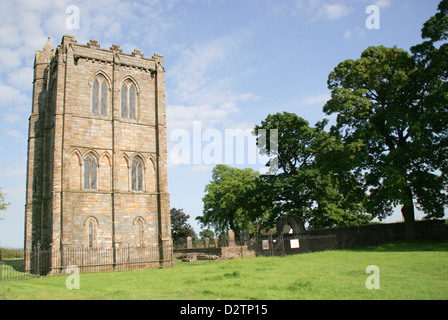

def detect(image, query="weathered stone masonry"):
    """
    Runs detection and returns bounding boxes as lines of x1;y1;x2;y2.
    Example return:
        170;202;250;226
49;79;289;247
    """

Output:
24;35;171;270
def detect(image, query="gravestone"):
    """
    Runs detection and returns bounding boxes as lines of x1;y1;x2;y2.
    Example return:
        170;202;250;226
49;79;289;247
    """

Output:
187;236;193;249
228;230;236;247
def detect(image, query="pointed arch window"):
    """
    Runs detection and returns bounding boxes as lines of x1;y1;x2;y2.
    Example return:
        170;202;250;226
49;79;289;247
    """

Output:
92;75;108;116
84;154;97;190
137;218;145;246
121;80;137;120
88;221;94;248
131;158;144;191
86;217;98;248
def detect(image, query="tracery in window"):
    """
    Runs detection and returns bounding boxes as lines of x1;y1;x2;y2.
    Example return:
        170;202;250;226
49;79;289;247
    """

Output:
92;75;108;116
131;158;143;191
121;80;137;119
84;154;97;190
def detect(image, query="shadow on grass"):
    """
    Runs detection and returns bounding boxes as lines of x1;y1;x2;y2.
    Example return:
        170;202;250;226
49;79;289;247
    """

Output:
3;259;26;272
350;239;448;252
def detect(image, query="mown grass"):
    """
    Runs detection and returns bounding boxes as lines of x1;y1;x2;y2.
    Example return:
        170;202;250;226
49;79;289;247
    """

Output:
0;239;447;300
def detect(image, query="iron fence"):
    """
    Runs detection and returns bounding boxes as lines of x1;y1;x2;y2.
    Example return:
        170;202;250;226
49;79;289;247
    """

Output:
0;244;174;281
0;248;38;281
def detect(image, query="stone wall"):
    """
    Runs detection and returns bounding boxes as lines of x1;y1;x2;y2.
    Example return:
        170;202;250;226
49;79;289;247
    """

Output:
301;219;448;249
173;246;256;261
254;220;448;256
174;221;448;261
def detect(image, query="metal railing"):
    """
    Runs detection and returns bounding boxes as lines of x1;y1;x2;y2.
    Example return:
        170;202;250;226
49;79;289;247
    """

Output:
0;244;174;281
0;248;36;281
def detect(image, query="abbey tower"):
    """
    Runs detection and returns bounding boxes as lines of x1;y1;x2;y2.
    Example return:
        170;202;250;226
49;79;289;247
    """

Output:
24;35;171;269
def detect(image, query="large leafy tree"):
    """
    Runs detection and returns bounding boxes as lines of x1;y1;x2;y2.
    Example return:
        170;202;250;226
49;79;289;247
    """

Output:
324;40;447;238
254;112;370;231
199;229;215;239
254;113;324;232
411;0;448;189
198;164;271;236
170;208;197;242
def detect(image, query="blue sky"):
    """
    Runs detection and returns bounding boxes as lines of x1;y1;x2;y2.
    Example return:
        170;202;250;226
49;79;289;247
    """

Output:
0;0;444;248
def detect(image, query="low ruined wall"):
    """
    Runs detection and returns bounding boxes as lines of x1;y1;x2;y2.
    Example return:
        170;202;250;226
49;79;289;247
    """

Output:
174;221;448;260
301;219;448;250
220;246;256;259
250;220;448;256
173;246;257;261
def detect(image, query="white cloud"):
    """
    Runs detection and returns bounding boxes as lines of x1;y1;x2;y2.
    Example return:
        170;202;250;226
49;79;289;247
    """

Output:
0;156;26;179
344;29;353;39
167;103;240;133
294;0;354;21
0;25;21;47
64;0;179;50
190;164;216;174
6;129;25;140
0;48;22;71
165;29;260;170
266;0;289;15
2;113;23;124
0;0;179;67
344;26;366;39
167;29;257;134
0;85;21;105
375;0;391;8
303;93;331;105
8;67;33;91
321;3;353;20
0;83;30;111
169;30;252;103
3;182;26;206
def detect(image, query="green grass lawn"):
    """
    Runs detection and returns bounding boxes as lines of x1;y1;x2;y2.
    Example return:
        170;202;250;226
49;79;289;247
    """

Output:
0;239;447;300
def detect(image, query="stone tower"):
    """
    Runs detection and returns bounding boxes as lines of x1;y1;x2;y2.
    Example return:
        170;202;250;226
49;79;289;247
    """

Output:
24;35;171;270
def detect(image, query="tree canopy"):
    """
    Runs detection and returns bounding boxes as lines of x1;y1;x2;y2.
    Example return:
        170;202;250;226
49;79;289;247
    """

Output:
254;112;370;231
323;1;448;238
199;229;215;239
170;208;197;242
197;164;271;235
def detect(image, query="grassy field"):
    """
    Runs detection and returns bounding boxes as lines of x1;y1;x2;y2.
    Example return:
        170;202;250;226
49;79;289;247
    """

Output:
0;239;447;300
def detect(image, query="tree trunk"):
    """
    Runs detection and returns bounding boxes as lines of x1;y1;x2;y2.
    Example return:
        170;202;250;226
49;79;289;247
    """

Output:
296;216;306;233
401;186;417;240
